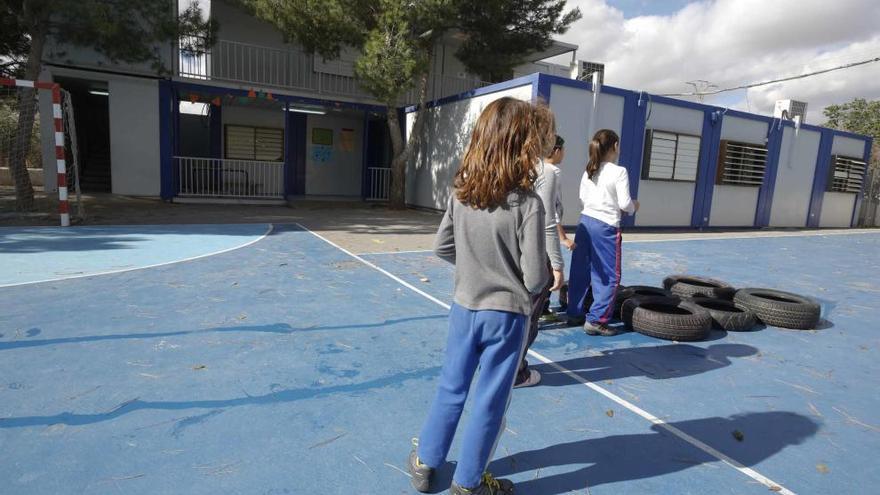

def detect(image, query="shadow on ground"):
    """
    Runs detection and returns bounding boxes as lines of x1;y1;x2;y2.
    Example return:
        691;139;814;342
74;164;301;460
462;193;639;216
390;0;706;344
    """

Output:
488;411;819;494
534;343;759;383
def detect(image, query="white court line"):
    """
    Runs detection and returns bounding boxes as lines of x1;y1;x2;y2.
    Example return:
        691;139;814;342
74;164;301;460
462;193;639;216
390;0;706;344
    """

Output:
0;224;275;289
295;224;450;309
297;222;796;495
624;229;879;244
356;249;435;256
358;230;880;256
532;355;794;494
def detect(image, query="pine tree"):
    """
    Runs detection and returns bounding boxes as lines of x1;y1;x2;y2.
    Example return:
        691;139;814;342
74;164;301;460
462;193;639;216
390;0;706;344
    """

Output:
238;0;580;208
2;0;215;211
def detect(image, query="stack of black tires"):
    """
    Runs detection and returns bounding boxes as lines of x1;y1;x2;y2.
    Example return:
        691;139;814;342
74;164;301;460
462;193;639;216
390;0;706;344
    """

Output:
616;275;822;342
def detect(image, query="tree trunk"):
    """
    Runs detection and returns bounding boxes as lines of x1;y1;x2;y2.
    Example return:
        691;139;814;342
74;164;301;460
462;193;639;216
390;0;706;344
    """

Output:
386;67;431;210
8;24;46;211
386;110;406;209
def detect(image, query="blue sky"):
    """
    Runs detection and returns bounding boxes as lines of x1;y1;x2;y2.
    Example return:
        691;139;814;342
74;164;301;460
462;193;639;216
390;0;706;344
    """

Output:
605;0;695;17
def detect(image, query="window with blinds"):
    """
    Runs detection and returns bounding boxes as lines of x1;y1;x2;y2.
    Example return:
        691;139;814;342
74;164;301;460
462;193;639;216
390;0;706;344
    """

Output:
828;155;867;193
641;130;700;182
716;140;768;187
224;125;284;162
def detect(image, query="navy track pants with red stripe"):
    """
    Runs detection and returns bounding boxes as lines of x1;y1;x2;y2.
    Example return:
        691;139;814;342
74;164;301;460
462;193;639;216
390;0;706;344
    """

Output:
566;214;622;325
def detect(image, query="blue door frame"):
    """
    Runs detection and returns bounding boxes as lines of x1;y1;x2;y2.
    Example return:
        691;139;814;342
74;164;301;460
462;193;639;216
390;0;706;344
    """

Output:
159;80;386;200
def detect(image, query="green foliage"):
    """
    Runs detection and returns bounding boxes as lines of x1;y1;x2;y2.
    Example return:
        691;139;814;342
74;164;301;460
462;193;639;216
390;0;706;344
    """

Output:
0;97;41;168
238;0;580;208
239;0;581;100
824;98;879;168
253;0;371;59
3;0;217;76
55;0;216;74
354;0;429;104
0;1;29;77
455;0;582;82
824;98;880;141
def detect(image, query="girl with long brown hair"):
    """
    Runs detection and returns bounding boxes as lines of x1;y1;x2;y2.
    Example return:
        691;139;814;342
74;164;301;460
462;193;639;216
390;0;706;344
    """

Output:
407;97;553;495
566;129;639;336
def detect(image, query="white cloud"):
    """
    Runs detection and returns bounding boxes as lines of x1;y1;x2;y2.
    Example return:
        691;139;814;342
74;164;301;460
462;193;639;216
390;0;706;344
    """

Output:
556;0;880;123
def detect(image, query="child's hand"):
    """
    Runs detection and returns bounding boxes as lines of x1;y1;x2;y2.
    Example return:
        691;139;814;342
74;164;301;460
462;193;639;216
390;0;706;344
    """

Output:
562;237;576;251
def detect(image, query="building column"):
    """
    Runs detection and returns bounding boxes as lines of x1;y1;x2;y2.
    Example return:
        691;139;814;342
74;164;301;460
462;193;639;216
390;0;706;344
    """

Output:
159;80;174;200
361;111;371;200
806;129;835;228
691;109;724;228
754;121;785;227
619;91;648;228
851;137;874;227
209;102;222;159
285;109;307;196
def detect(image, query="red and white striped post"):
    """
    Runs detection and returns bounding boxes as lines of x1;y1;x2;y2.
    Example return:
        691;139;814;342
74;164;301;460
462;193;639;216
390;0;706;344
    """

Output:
0;77;69;226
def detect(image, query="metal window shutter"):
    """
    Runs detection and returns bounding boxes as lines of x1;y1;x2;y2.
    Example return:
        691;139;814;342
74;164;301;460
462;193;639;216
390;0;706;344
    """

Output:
226;126;255;160
830;155;867;193
255;128;284;162
647;132;676;179
673;135;700;181
718;140;767;186
646;131;700;182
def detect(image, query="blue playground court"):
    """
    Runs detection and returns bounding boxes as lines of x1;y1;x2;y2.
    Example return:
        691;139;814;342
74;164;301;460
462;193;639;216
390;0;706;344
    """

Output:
1;224;878;494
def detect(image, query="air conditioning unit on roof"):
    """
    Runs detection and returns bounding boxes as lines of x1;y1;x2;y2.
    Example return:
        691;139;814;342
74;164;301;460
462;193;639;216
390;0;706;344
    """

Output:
774;99;808;123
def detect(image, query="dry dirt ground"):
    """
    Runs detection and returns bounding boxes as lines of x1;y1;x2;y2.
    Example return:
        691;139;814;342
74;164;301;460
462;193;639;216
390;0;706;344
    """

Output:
1;186;875;254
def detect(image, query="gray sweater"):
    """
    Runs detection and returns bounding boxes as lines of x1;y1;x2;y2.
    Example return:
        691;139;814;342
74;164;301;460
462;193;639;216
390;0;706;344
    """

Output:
434;191;549;315
534;160;564;271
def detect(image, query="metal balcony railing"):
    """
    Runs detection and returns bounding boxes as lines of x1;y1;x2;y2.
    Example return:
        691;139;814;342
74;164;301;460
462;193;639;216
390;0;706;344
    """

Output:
177;38;491;105
175;156;284;199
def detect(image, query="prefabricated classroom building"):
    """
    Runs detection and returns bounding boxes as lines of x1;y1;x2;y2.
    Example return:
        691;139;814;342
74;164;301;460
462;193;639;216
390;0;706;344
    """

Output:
406;73;873;229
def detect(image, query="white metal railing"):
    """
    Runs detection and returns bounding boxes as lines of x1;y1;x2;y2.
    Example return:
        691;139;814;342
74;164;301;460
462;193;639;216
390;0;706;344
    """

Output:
367;167;392;201
177;39;491;105
175;157;284;199
178;35;210;81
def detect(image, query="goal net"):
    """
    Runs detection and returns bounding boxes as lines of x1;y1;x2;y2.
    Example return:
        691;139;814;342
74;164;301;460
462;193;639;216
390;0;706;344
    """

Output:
0;79;81;225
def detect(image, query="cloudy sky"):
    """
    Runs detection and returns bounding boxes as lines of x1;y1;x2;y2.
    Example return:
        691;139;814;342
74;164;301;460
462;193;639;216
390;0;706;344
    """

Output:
552;0;880;123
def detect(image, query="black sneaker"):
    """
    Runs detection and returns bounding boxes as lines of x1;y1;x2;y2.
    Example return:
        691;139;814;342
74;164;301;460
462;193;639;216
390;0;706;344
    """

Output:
565;314;586;327
408;439;434;493
542;300;552;315
584;321;621;337
539;311;559;324
451;473;515;494
513;369;541;388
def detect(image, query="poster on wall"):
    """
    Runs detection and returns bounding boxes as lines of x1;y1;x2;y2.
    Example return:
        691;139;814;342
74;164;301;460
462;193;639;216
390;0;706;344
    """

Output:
311;145;333;163
312;128;333;146
340;128;355;152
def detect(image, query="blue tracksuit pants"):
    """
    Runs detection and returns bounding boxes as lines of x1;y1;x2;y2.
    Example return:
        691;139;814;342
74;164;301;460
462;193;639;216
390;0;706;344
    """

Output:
417;303;526;488
566;214;622;325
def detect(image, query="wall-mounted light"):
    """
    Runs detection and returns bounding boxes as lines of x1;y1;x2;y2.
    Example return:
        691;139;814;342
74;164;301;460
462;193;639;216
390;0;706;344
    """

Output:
179;101;209;115
89;89;109;96
286;105;326;115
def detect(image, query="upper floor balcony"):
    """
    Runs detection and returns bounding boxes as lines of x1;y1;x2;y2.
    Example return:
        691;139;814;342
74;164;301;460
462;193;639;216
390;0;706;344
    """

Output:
176;37;494;106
